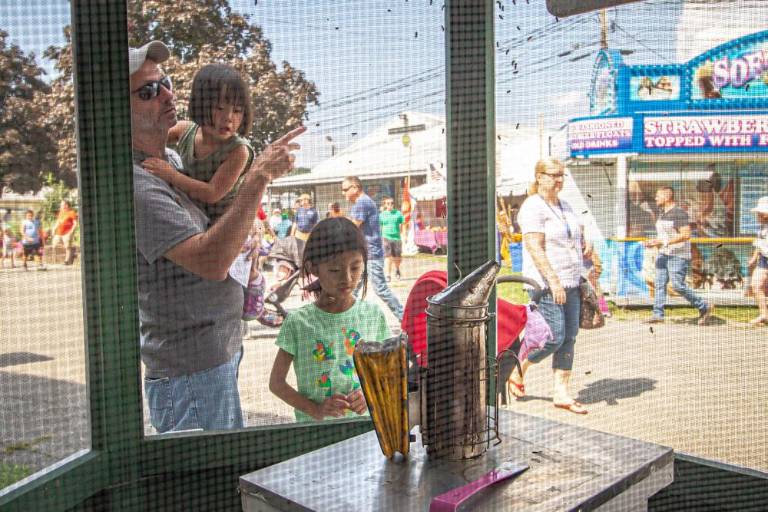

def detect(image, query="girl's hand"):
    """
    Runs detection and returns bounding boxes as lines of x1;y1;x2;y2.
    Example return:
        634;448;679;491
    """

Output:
143;158;178;184
346;389;368;415
312;394;350;420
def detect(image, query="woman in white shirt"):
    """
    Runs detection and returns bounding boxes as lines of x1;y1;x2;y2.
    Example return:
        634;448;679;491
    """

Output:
748;197;768;326
508;158;588;415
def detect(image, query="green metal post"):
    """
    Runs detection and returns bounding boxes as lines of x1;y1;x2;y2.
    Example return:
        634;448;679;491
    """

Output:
445;0;498;398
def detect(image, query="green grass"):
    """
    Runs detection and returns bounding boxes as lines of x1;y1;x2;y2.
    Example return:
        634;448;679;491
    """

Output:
0;463;32;488
3;442;34;455
3;436;51;455
608;303;758;323
495;268;759;324
496;267;532;305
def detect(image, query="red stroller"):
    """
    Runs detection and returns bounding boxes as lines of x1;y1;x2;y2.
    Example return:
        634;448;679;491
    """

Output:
400;270;542;406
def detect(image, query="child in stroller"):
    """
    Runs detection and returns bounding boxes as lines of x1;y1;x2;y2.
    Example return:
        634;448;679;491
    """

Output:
400;270;545;406
257;235;306;327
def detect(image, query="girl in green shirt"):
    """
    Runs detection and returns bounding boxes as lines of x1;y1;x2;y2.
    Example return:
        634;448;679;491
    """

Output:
269;218;391;422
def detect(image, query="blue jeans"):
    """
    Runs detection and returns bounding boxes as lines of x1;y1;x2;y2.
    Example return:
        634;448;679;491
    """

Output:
653;254;706;319
526;287;580;370
144;348;244;433
365;258;404;320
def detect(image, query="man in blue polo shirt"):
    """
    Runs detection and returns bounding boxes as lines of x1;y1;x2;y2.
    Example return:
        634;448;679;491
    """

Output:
292;193;319;241
342;176;404;320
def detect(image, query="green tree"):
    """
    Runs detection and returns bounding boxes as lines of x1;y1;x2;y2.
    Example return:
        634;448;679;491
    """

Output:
44;0;319;178
0;30;59;198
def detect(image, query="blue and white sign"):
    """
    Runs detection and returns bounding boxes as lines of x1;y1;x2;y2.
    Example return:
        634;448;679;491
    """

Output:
569;117;633;152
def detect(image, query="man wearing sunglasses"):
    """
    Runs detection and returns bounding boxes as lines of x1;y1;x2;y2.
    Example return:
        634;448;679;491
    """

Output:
129;41;304;433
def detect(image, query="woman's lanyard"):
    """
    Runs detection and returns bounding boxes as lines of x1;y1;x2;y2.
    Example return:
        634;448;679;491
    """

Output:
542;198;573;241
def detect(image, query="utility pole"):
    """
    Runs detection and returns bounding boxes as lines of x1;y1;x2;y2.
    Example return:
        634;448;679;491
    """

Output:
599;9;609;49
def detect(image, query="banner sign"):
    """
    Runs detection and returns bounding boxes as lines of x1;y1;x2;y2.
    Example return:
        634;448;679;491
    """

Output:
569;117;633;151
644;114;768;149
693;38;768;100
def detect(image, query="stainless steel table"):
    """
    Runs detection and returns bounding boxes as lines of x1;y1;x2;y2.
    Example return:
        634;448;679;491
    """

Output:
240;410;673;511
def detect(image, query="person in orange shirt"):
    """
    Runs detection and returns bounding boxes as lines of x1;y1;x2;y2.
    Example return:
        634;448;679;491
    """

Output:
51;199;78;265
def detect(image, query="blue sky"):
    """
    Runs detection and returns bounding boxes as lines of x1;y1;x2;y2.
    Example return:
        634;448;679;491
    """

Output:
2;0;745;168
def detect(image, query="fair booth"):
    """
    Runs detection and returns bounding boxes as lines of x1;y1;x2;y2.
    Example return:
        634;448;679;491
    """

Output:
567;31;768;304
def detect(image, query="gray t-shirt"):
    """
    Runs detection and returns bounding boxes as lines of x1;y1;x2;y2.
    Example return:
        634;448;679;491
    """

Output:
656;205;691;260
133;148;244;378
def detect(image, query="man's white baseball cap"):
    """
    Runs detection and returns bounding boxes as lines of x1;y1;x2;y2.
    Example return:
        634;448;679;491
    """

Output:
128;41;170;75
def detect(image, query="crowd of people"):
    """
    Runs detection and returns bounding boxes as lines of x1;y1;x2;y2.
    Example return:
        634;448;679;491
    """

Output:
34;38;765;433
0;200;79;270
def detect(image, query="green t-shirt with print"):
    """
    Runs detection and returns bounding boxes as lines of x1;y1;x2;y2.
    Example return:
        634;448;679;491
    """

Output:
275;300;391;422
379;209;405;241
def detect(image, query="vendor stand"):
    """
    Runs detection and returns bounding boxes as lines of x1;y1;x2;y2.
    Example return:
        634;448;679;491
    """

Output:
241;409;673;511
567;31;768;304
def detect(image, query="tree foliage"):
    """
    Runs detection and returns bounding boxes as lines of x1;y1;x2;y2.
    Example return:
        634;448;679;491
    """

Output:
0;30;58;197
43;0;318;183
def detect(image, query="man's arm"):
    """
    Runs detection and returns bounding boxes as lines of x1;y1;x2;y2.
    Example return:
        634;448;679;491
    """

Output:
348;201;364;227
165;126;305;280
666;224;692;246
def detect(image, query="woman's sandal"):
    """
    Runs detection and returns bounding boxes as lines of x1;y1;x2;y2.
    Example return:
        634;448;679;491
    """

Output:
554;401;588;415
507;379;525;400
748;316;768;326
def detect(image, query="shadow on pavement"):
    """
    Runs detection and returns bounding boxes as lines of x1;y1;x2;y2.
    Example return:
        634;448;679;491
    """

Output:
0;352;54;369
670;315;726;326
575;377;657;406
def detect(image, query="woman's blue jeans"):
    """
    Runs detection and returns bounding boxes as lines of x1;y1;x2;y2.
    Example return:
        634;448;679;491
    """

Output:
526;287;581;370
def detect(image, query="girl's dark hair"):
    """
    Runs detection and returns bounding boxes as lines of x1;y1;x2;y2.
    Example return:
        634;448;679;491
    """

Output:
301;217;368;298
188;63;253;136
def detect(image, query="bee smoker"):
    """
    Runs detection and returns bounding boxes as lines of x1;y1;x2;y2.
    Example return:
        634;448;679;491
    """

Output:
354;260;501;460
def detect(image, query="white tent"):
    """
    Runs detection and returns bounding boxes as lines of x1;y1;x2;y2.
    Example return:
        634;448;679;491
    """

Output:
271;112;446;187
271;111;545;191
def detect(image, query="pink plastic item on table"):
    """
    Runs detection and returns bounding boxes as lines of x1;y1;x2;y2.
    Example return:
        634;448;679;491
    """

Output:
428;463;529;512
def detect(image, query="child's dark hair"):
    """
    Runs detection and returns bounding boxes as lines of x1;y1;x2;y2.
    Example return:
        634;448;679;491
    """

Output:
301;217;368;298
188;63;253;136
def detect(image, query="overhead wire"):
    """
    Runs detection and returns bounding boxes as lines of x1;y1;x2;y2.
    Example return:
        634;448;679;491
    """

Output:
308;0;681;133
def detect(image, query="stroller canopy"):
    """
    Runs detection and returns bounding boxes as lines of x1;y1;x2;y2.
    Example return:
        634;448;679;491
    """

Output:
401;270;528;366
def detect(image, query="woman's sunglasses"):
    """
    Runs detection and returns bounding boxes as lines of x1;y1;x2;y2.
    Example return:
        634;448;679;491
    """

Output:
132;76;172;101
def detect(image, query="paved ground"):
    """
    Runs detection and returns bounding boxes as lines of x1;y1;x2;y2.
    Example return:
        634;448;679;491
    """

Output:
1;258;766;486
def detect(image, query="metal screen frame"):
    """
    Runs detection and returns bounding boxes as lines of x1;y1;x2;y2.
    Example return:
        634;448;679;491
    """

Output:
0;1;497;510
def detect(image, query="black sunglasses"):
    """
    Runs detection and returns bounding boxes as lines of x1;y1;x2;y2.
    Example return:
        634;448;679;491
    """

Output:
132;76;172;101
341;185;355;192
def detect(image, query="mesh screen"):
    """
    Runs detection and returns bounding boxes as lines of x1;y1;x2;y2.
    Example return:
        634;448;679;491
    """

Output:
1;0;766;510
0;0;90;492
